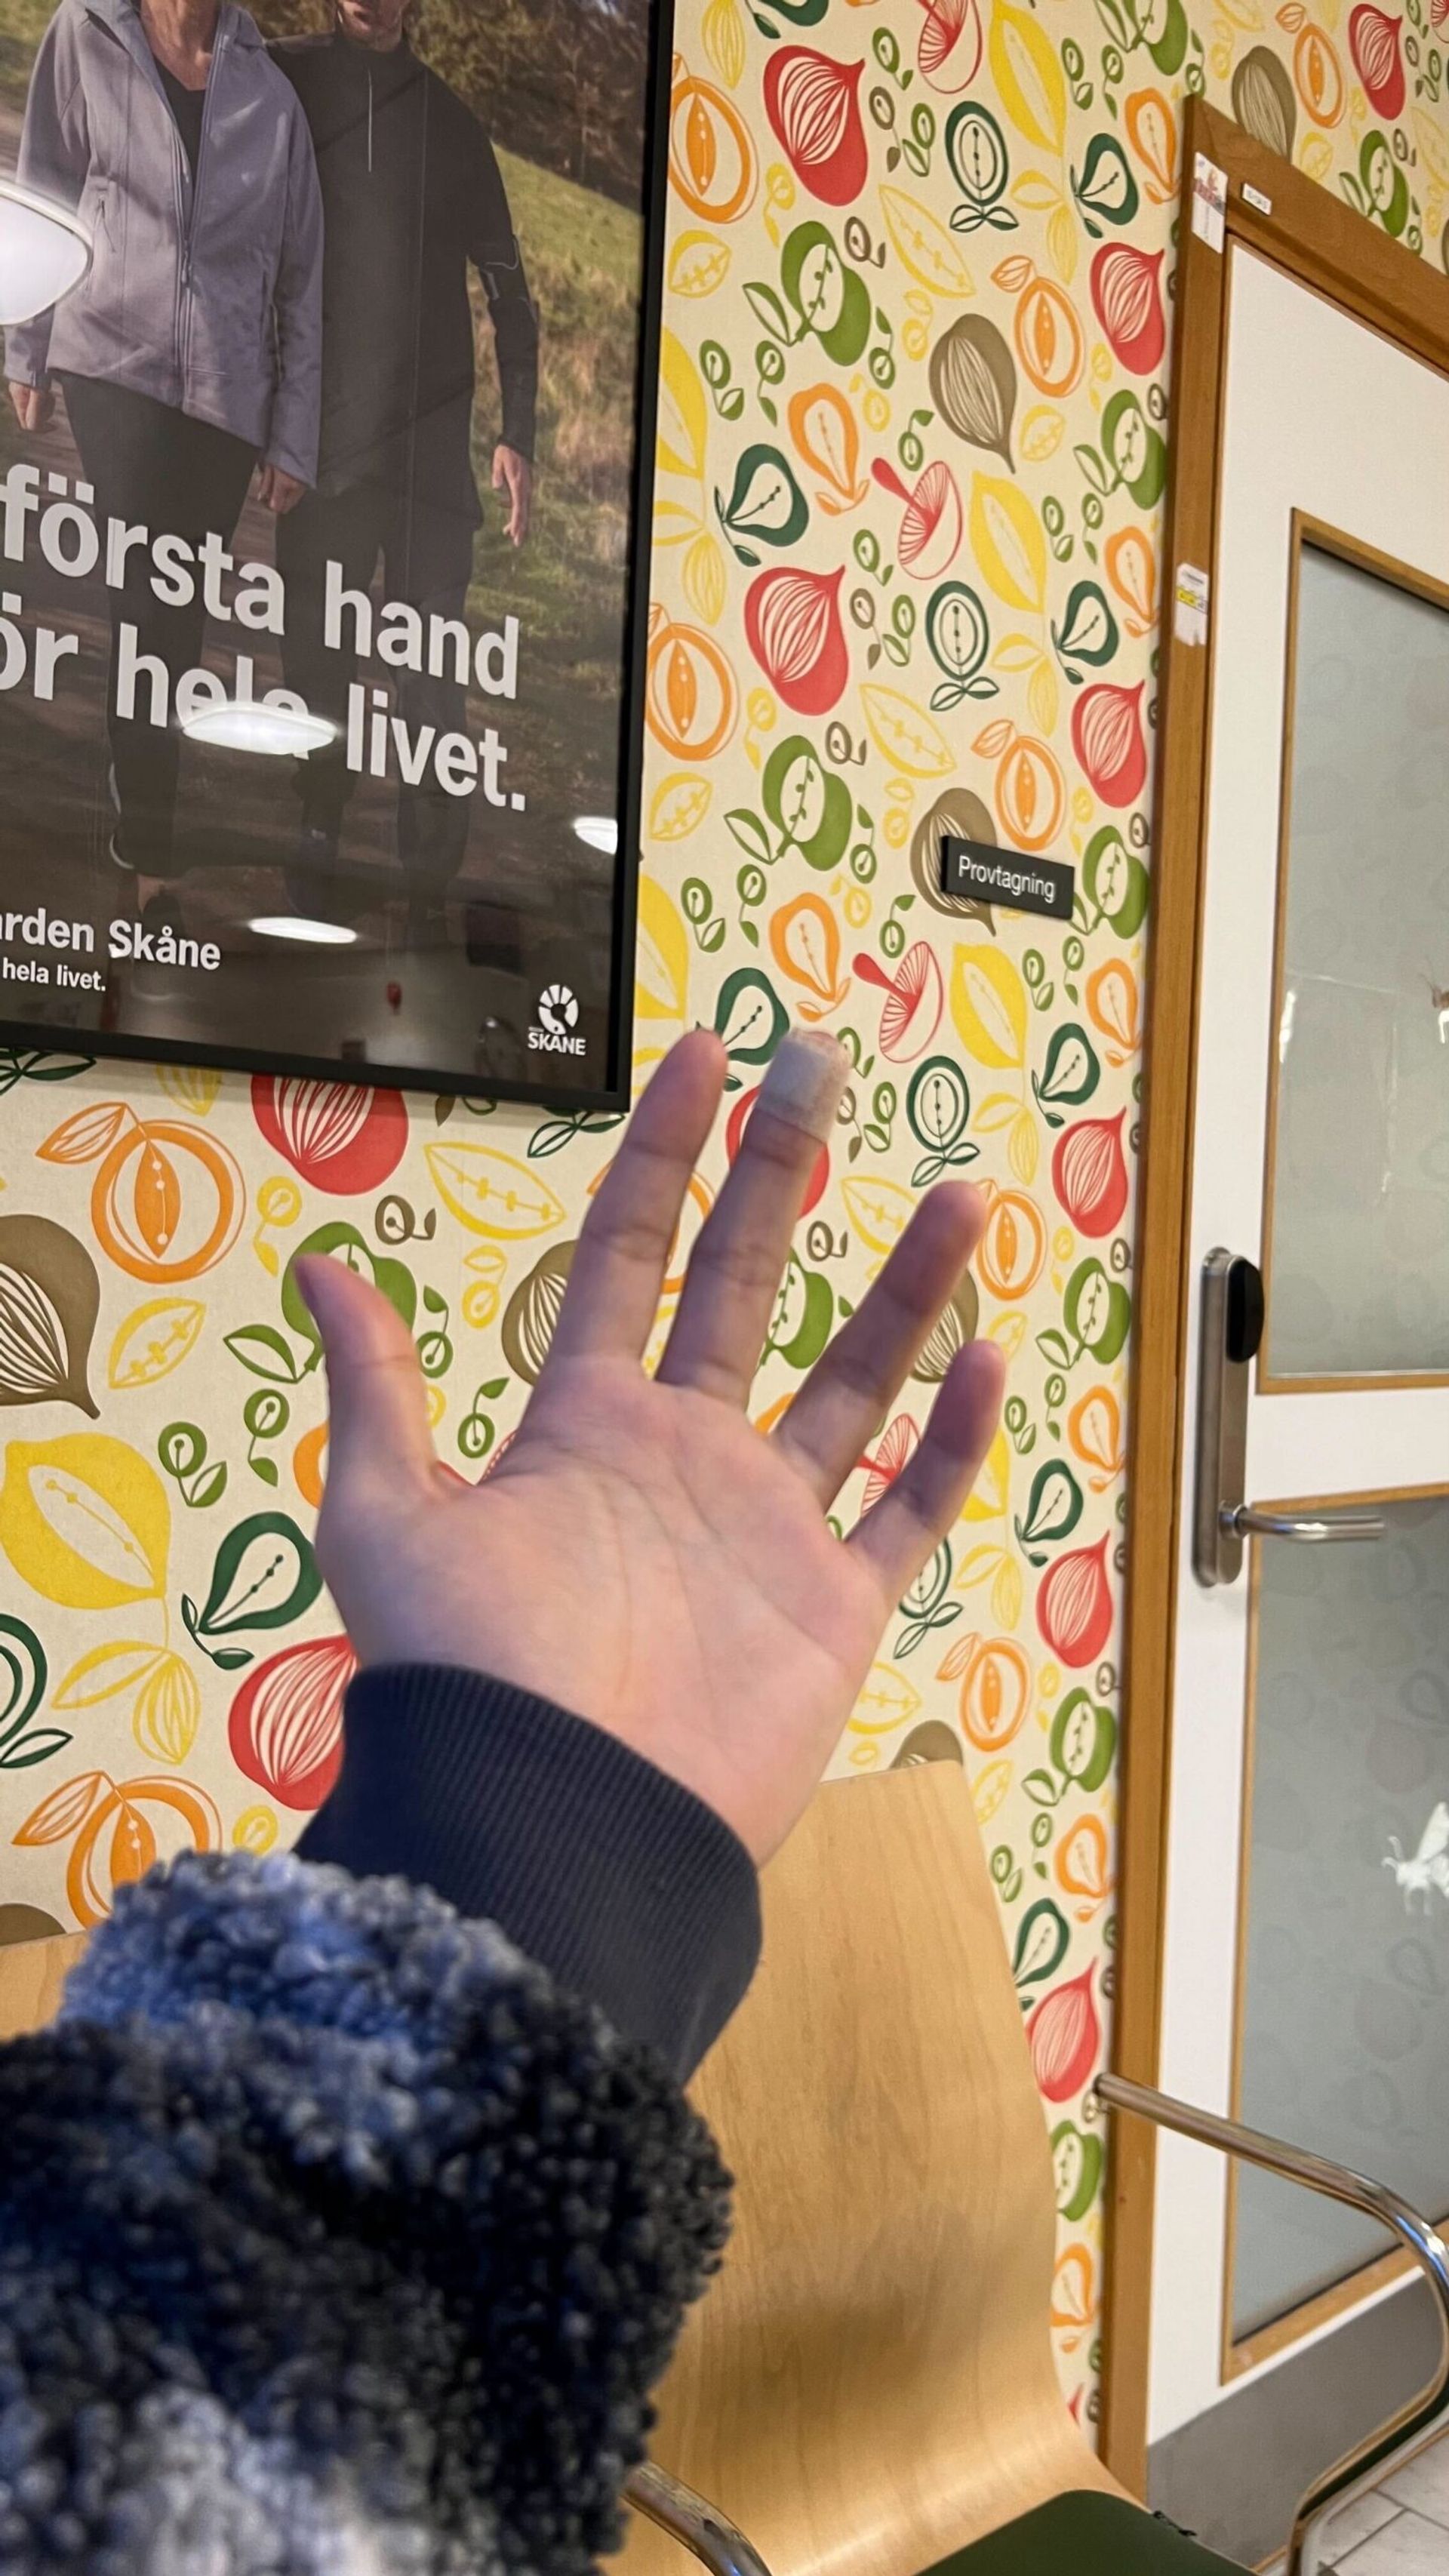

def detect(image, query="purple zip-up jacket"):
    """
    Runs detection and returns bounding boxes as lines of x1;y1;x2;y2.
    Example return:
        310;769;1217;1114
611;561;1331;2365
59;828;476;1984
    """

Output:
6;0;323;482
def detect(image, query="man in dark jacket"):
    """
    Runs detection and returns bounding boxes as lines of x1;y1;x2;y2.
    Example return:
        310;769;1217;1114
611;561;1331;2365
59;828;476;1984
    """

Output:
272;0;539;922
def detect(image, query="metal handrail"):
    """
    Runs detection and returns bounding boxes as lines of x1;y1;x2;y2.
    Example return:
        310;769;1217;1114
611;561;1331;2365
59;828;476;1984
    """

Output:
1096;2072;1449;2576
623;2459;776;2576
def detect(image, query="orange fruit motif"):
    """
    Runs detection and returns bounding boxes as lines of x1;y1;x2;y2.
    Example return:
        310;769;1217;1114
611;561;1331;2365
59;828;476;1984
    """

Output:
16;1766;220;1926
996;734;1065;854
978;1183;1048;1300
293;1421;329;1508
669;66;758;221
944;1633;1032;1750
1014;276;1084;396
1294;22;1344;122
1055;1813;1112;1910
645;609;740;760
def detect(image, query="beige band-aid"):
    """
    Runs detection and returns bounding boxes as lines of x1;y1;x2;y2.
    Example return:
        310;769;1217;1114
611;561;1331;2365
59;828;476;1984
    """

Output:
757;1028;848;1143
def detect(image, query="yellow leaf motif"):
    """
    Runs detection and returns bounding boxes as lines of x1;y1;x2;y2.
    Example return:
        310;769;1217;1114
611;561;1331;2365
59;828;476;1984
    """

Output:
652;496;706;549
841;1175;915;1260
107;1297;205;1391
1020;404;1066;460
951;944;1028;1070
134;1651;200;1765
648;774;712;842
462;1245;506;1331
849;1663;923;1735
970;474;1048;617
155;1064;221;1115
1047;198;1079;285
974;1758;1014;1825
0;1435;170;1608
423;1147;565;1244
702;0;746;85
668;229;731;298
635;876;690;1022
990;0;1067;152
1010;1106;1040;1183
683;528;728;625
54;1639;163;1707
656;331;708;485
961;1426;1010;1522
992;1553;1023;1629
1028;655;1059;737
859;685;953;780
233;1803;278;1854
878;186;974;297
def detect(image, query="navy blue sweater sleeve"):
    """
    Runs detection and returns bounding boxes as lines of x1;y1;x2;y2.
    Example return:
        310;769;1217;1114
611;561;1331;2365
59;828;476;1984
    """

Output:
297;1666;761;2079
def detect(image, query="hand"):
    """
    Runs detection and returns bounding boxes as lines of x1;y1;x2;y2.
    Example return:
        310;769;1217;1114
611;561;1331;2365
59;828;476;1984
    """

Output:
257;463;307;515
9;382;54;433
491;443;532;545
298;1029;1003;1864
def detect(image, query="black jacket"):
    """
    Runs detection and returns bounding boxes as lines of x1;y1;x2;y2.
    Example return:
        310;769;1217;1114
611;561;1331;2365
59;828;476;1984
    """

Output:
0;1670;760;2571
272;31;540;510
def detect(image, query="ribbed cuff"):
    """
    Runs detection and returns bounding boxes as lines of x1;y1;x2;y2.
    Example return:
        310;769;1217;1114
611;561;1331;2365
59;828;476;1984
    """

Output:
296;1667;761;2079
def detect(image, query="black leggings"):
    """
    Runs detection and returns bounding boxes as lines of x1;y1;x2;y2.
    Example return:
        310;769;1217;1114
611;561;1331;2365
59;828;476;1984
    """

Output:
59;374;257;879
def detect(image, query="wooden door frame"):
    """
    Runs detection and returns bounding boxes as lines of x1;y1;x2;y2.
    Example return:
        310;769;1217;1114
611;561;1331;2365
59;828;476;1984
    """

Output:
1100;97;1449;2488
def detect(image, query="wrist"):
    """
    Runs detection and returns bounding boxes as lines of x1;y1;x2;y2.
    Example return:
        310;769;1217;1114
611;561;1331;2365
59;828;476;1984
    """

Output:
297;1664;761;2076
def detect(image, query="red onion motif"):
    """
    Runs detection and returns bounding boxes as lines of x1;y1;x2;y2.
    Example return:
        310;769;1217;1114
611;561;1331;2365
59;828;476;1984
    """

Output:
1349;3;1405;111
228;1635;356;1811
853;941;944;1060
870;458;964;580
1037;1534;1114;1669
1072;681;1147;808
917;0;983;90
744;567;849;715
764;49;868;203
252;1078;407;1196
1052;1110;1129;1238
1088;244;1164;375
860;1413;921;1512
1027;1963;1100;2101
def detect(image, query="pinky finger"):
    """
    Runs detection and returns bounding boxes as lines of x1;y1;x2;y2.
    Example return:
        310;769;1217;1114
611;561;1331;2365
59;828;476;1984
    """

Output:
848;1340;1006;1603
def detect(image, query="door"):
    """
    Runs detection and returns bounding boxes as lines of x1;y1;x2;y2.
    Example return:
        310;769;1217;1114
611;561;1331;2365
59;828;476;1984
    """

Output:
1145;243;1449;2510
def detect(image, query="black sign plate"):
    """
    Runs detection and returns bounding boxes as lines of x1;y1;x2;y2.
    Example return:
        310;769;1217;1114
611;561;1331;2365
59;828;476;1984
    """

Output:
943;836;1075;922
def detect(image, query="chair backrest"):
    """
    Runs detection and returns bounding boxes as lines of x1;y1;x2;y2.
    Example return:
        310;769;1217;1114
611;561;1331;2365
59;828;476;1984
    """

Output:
0;1928;86;2042
620;1765;1115;2576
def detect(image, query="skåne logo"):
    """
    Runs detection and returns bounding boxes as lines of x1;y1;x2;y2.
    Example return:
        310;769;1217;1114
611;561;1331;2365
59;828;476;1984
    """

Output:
528;982;586;1055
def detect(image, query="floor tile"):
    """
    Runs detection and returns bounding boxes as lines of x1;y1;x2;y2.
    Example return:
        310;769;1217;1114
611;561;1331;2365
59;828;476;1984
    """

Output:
1336;2509;1449;2573
1383;2441;1449;2534
1323;2494;1404;2563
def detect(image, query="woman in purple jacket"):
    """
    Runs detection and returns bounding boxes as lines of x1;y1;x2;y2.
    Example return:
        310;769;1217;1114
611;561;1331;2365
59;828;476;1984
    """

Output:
4;0;322;897
0;1029;1004;2571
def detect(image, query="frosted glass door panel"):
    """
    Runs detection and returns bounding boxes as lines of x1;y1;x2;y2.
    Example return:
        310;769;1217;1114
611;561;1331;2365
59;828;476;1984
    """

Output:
1231;1495;1449;2339
1266;543;1449;1379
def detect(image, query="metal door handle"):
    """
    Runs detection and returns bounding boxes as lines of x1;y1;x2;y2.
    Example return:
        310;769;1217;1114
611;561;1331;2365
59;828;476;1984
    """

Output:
1223;1504;1386;1544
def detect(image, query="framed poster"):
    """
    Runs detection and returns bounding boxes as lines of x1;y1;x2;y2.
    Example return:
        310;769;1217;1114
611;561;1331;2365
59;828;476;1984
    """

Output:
0;0;670;1107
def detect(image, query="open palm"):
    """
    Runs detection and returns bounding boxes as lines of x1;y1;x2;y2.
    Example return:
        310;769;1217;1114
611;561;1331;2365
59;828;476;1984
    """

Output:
300;1030;1003;1861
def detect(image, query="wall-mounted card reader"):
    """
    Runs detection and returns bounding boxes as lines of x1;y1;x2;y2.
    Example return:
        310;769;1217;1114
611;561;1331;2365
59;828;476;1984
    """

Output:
1192;1248;1384;1587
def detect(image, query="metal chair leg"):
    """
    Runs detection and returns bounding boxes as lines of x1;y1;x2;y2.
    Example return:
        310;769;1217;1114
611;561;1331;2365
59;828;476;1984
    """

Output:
623;2458;777;2576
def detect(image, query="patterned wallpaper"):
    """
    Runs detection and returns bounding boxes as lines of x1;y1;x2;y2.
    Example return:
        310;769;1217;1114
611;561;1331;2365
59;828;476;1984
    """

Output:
1;0;1446;2431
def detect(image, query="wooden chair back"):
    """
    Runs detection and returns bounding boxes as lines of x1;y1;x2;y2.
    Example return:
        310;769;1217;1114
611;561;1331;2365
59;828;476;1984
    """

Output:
0;1928;85;2041
620;1765;1119;2576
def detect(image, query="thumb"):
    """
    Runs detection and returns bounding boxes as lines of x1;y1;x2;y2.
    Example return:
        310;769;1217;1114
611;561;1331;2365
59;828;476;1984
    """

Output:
296;1255;435;1496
